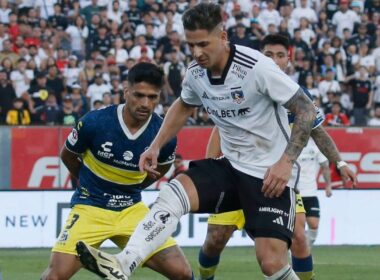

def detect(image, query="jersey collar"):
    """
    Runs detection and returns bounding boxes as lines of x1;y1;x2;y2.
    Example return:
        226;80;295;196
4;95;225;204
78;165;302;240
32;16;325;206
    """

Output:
206;44;236;85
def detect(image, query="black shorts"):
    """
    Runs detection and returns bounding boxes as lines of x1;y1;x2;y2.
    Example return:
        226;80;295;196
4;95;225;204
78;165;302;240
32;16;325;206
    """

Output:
184;157;296;245
302;196;320;218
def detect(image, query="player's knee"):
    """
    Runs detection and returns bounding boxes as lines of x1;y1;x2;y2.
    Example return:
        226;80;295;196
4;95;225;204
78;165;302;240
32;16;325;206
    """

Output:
169;264;193;280
259;258;287;276
40;269;66;280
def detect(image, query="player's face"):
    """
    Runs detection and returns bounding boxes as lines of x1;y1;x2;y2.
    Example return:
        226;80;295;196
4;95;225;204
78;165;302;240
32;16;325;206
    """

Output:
185;26;227;69
125;82;160;122
262;44;289;71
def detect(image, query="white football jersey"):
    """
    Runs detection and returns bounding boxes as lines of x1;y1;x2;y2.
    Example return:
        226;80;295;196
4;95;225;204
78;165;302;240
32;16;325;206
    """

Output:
181;45;301;188
297;139;328;197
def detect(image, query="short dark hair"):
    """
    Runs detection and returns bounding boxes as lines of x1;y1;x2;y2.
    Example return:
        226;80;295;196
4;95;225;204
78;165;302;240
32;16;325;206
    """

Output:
182;2;222;32
127;62;164;88
260;34;289;51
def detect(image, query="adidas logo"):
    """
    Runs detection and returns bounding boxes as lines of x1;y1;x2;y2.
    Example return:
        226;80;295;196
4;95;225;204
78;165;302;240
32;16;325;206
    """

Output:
273;216;284;226
202;92;209;99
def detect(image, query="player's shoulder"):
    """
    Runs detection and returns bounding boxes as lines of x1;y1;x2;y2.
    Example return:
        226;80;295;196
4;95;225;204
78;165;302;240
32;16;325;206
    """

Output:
80;105;118;126
184;60;206;80
233;44;273;70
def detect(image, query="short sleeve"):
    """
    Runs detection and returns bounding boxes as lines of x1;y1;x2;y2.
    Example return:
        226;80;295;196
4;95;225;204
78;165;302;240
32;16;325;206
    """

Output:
157;137;177;165
254;56;300;105
65;113;95;154
180;71;203;106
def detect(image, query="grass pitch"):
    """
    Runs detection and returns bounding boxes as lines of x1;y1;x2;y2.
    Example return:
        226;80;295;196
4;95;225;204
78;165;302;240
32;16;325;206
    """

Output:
0;246;379;279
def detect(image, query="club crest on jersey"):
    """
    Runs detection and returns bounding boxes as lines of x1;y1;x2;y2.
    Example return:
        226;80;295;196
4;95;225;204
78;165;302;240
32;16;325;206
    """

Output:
123;151;133;161
231;90;245;104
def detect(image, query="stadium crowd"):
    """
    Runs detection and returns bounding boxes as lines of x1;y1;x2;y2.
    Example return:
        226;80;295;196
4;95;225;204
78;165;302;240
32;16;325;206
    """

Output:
0;0;379;126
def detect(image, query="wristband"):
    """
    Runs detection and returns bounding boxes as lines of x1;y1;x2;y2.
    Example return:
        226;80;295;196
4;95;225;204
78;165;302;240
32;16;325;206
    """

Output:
336;161;348;170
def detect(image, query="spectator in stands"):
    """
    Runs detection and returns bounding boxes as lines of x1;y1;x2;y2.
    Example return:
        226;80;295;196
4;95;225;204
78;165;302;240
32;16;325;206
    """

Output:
65;15;89;61
86;72;111;110
357;42;376;75
63;55;81;91
35;93;62;125
374;74;380;108
47;65;65;105
324;101;350;126
92;99;103;110
80;0;100;24
109;36;129;66
1;57;13;78
6;97;30;125
163;48;186;103
258;0;281;33
0;70;16;123
129;35;154;61
27;71;53;118
291;0;318;27
0;39;19;66
247;18;265;50
368;106;380;126
332;0;360;38
58;95;78;126
318;68;341;104
48;3;68;30
10;58;33;98
347;66;373;126
70;83;87;117
230;23;251;47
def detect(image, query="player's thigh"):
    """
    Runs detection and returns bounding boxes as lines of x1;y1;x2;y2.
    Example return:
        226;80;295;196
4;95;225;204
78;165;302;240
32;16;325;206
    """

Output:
183;157;240;213
302;196;320;218
41;251;81;280
52;205;115;255
112;202;178;262
144;245;192;280
236;172;296;247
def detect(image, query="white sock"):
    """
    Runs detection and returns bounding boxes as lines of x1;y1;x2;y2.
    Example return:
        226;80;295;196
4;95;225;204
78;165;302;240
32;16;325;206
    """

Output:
264;264;300;280
116;179;190;276
307;229;318;246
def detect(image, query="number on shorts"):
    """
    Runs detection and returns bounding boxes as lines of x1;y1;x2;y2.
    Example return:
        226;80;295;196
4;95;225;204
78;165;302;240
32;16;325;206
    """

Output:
66;214;80;229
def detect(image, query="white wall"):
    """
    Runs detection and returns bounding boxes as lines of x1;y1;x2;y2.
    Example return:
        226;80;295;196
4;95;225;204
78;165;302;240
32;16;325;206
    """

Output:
0;190;379;247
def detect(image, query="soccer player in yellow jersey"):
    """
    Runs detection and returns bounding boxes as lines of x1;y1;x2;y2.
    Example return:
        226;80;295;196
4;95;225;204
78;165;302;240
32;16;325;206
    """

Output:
41;63;194;280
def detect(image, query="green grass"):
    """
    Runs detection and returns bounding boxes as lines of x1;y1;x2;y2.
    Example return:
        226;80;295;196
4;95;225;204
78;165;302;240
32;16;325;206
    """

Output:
0;246;379;279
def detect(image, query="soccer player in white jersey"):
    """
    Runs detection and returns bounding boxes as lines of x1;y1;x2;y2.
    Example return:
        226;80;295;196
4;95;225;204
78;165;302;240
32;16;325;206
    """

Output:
198;34;357;280
75;3;346;280
297;139;332;246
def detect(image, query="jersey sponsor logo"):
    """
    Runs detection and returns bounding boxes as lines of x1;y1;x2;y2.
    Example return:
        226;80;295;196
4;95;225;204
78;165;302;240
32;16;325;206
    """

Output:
259;207;289;217
153;210;172;224
202;92;209;99
190;68;205;79
231;89;245;104
272;216;284;226
123;151;133;161
98;142;114;159
205;106;250;119
201;91;230;101
104;193;134;208
231;64;248;80
67;129;78;146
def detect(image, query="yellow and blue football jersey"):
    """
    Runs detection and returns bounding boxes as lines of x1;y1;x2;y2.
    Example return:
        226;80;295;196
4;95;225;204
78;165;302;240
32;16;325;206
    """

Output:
65;104;176;210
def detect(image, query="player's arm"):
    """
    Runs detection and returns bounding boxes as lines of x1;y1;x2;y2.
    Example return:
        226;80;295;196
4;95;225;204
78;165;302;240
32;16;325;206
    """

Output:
320;160;332;197
263;88;316;198
205;126;221;158
139;98;194;176
283;87;316;163
61;146;81;179
310;126;358;187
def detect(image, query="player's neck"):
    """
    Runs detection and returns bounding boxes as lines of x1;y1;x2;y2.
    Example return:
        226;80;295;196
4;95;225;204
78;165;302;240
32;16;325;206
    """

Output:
123;106;149;134
209;46;230;77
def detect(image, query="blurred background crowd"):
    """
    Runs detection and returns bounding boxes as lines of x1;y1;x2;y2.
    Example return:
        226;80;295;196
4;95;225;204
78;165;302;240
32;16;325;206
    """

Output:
0;0;379;127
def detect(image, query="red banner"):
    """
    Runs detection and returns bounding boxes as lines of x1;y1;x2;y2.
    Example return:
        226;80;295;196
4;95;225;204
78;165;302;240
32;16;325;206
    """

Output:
9;127;380;189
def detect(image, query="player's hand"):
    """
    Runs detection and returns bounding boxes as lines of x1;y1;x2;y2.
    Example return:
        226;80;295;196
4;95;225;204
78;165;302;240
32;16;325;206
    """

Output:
339;165;358;188
262;156;293;198
325;185;332;197
139;145;161;179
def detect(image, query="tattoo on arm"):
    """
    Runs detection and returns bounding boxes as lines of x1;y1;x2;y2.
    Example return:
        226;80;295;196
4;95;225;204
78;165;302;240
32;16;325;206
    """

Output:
320;161;332;184
311;126;341;163
284;88;316;163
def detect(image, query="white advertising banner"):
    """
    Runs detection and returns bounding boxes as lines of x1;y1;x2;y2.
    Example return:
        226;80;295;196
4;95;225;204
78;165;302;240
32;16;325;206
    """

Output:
0;190;379;247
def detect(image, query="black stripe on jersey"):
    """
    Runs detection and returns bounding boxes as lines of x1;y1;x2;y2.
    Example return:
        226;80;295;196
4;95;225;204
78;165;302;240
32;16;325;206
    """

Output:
234;54;256;67
235;49;258;63
232;59;253;69
230;86;241;90
188;62;199;70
